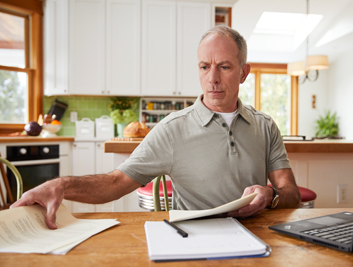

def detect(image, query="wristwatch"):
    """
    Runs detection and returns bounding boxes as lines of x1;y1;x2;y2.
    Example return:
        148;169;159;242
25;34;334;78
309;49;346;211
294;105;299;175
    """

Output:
268;186;279;209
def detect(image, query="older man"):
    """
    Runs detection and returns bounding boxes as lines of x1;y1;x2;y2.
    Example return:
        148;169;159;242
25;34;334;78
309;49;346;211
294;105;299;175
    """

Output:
11;26;300;229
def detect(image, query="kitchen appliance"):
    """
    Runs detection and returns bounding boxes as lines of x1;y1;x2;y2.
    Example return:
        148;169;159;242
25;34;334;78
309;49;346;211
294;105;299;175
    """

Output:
6;145;60;197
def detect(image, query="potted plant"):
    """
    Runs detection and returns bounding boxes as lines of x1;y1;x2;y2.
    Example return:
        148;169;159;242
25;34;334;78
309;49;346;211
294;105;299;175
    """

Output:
109;97;138;137
315;110;341;139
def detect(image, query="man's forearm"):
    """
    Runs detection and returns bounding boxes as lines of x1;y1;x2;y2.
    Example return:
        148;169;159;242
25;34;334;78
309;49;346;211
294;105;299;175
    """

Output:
60;170;142;204
276;184;301;208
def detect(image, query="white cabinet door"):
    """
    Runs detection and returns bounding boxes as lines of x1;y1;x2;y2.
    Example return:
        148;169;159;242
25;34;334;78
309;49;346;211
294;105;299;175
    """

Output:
69;0;105;95
141;0;176;96
72;142;96;175
95;142;114;174
44;0;69;95
106;0;141;96
72;142;96;213
177;2;210;97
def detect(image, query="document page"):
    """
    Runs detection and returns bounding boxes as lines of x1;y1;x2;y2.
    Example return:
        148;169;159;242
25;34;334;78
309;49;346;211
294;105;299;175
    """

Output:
0;204;119;254
169;193;257;222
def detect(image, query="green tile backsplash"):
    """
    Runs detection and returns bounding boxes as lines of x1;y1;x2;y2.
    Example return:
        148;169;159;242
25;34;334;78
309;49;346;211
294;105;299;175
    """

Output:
43;96;140;136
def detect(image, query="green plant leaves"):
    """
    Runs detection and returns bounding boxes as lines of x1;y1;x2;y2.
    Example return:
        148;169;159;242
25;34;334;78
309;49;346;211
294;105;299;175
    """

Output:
315;110;339;138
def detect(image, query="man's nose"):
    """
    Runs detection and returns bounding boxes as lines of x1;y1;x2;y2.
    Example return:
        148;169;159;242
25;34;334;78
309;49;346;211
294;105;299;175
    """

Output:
208;67;220;84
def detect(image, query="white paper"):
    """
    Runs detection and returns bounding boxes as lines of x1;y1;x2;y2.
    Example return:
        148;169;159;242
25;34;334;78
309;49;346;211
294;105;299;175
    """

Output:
0;204;119;254
169;193;257;222
145;217;268;261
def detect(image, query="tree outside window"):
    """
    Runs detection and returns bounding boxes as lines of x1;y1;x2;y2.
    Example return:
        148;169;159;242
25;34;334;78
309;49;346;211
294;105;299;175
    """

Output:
239;64;297;135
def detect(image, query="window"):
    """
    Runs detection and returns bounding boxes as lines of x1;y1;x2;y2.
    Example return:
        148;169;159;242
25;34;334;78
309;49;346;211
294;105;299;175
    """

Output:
239;63;298;135
0;1;43;134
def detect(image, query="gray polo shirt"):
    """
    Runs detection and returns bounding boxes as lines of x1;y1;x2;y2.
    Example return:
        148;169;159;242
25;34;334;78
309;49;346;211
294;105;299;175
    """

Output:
118;95;291;210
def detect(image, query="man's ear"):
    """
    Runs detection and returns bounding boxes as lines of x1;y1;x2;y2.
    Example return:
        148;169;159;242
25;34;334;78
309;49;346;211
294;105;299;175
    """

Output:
240;63;251;83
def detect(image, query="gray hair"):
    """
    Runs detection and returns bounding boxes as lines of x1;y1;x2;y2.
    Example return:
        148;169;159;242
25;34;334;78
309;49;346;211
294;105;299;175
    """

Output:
200;25;247;67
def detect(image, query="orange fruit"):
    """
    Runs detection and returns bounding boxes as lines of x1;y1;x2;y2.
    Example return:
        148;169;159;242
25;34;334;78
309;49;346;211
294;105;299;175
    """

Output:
51;120;61;125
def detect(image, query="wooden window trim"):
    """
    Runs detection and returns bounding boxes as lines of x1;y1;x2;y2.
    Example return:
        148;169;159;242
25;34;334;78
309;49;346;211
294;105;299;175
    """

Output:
0;1;43;134
248;62;298;135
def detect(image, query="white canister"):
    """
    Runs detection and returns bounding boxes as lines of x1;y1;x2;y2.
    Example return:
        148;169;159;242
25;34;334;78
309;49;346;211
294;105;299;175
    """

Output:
95;115;114;140
75;118;95;139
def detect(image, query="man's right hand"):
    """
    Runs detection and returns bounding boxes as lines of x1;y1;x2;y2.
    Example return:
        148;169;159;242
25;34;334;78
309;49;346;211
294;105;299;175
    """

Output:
10;178;64;230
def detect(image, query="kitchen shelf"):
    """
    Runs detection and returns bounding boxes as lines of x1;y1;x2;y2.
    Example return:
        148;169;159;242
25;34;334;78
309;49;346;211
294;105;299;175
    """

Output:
139;97;196;128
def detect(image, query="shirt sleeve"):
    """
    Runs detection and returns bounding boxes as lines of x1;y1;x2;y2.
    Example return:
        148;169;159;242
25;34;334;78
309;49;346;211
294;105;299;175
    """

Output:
267;119;291;173
117;122;173;186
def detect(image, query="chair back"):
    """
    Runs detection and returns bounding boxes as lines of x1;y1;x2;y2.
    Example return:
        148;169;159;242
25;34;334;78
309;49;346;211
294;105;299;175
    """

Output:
153;175;169;211
0;157;23;204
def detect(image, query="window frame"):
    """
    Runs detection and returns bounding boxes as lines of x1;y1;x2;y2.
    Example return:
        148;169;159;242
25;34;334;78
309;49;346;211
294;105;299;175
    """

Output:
249;63;298;135
0;1;43;134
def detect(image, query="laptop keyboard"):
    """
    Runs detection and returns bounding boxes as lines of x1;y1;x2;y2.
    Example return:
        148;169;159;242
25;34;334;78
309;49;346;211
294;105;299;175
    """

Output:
302;222;353;245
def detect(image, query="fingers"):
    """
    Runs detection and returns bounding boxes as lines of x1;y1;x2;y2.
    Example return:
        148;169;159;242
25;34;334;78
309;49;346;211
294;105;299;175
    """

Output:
45;203;59;229
228;185;270;218
10;192;35;209
9;180;64;229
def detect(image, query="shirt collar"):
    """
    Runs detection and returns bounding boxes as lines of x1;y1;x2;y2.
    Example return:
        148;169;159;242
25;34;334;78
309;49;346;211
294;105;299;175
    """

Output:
194;95;251;127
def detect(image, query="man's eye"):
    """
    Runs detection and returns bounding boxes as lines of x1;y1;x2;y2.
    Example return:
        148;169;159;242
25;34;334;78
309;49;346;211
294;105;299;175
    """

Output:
221;66;229;70
200;66;208;70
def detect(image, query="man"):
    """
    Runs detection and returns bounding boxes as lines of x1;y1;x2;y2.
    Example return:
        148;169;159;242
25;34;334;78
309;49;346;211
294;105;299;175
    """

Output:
11;26;301;229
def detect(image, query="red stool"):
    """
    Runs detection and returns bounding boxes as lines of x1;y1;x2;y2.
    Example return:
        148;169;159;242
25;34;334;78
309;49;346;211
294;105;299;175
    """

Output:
137;180;172;211
268;184;317;208
299;186;317;208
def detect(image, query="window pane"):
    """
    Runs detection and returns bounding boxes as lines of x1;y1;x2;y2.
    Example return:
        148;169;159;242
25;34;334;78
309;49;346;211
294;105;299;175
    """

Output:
260;74;291;135
0;70;28;123
239;73;255;106
0;12;25;68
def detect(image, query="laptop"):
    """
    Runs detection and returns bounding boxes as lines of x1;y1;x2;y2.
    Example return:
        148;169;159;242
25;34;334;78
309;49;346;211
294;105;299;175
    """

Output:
269;211;353;252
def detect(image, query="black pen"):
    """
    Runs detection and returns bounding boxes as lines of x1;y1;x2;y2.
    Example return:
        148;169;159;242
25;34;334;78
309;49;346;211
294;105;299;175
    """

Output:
163;219;188;238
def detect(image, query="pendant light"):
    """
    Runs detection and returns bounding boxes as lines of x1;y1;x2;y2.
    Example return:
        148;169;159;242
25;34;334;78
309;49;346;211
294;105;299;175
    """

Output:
287;0;329;83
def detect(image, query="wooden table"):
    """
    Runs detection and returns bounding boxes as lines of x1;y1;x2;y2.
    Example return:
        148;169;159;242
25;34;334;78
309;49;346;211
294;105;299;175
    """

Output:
1;209;353;266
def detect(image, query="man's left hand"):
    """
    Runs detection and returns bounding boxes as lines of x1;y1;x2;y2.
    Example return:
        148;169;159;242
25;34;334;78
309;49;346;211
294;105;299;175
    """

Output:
227;185;273;218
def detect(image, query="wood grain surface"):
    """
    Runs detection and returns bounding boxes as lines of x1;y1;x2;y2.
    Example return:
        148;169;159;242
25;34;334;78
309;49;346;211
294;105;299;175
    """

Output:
1;209;353;267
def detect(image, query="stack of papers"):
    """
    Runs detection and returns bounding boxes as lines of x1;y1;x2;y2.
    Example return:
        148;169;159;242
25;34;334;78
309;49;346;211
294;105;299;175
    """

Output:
169;193;257;222
0;204;119;254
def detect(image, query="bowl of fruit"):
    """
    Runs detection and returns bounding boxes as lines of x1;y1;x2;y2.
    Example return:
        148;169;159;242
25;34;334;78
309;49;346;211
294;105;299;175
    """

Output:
41;119;62;137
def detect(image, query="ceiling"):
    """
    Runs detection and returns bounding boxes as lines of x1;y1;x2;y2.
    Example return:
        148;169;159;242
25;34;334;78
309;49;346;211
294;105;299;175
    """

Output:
231;0;353;64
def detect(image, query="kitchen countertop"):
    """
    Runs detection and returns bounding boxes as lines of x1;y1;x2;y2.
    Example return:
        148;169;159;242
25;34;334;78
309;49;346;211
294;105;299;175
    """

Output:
0;136;75;143
104;139;353;154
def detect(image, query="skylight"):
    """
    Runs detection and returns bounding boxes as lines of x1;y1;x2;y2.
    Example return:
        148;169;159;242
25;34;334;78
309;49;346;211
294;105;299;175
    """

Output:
248;12;323;52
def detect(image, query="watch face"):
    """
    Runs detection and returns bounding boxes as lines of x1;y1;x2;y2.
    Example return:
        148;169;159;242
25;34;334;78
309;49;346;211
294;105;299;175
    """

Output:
272;196;279;208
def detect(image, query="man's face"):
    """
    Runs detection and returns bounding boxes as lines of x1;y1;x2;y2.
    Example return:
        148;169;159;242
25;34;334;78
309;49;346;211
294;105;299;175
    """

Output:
197;33;250;113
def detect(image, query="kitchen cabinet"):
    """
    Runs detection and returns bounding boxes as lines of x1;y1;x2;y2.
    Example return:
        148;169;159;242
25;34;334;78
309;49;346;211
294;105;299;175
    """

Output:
177;2;210;96
106;0;141;96
141;0;211;97
141;0;177;96
44;0;213;96
44;0;140;96
44;0;69;95
70;141;118;212
69;0;105;95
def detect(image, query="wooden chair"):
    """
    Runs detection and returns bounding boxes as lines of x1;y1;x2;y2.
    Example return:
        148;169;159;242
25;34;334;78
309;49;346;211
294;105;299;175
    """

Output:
0;156;23;209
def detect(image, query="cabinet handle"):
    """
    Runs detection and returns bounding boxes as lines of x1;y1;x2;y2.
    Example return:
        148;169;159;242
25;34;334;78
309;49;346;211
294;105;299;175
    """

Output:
173;91;176;95
102;91;104;94
97;144;101;147
107;91;110;94
178;92;181;95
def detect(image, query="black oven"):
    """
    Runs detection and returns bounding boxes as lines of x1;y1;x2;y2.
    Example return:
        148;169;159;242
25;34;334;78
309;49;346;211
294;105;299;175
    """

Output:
6;145;60;197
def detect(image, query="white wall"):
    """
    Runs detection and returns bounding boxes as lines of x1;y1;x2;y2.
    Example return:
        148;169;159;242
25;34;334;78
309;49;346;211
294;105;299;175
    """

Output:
328;50;353;140
298;70;329;139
